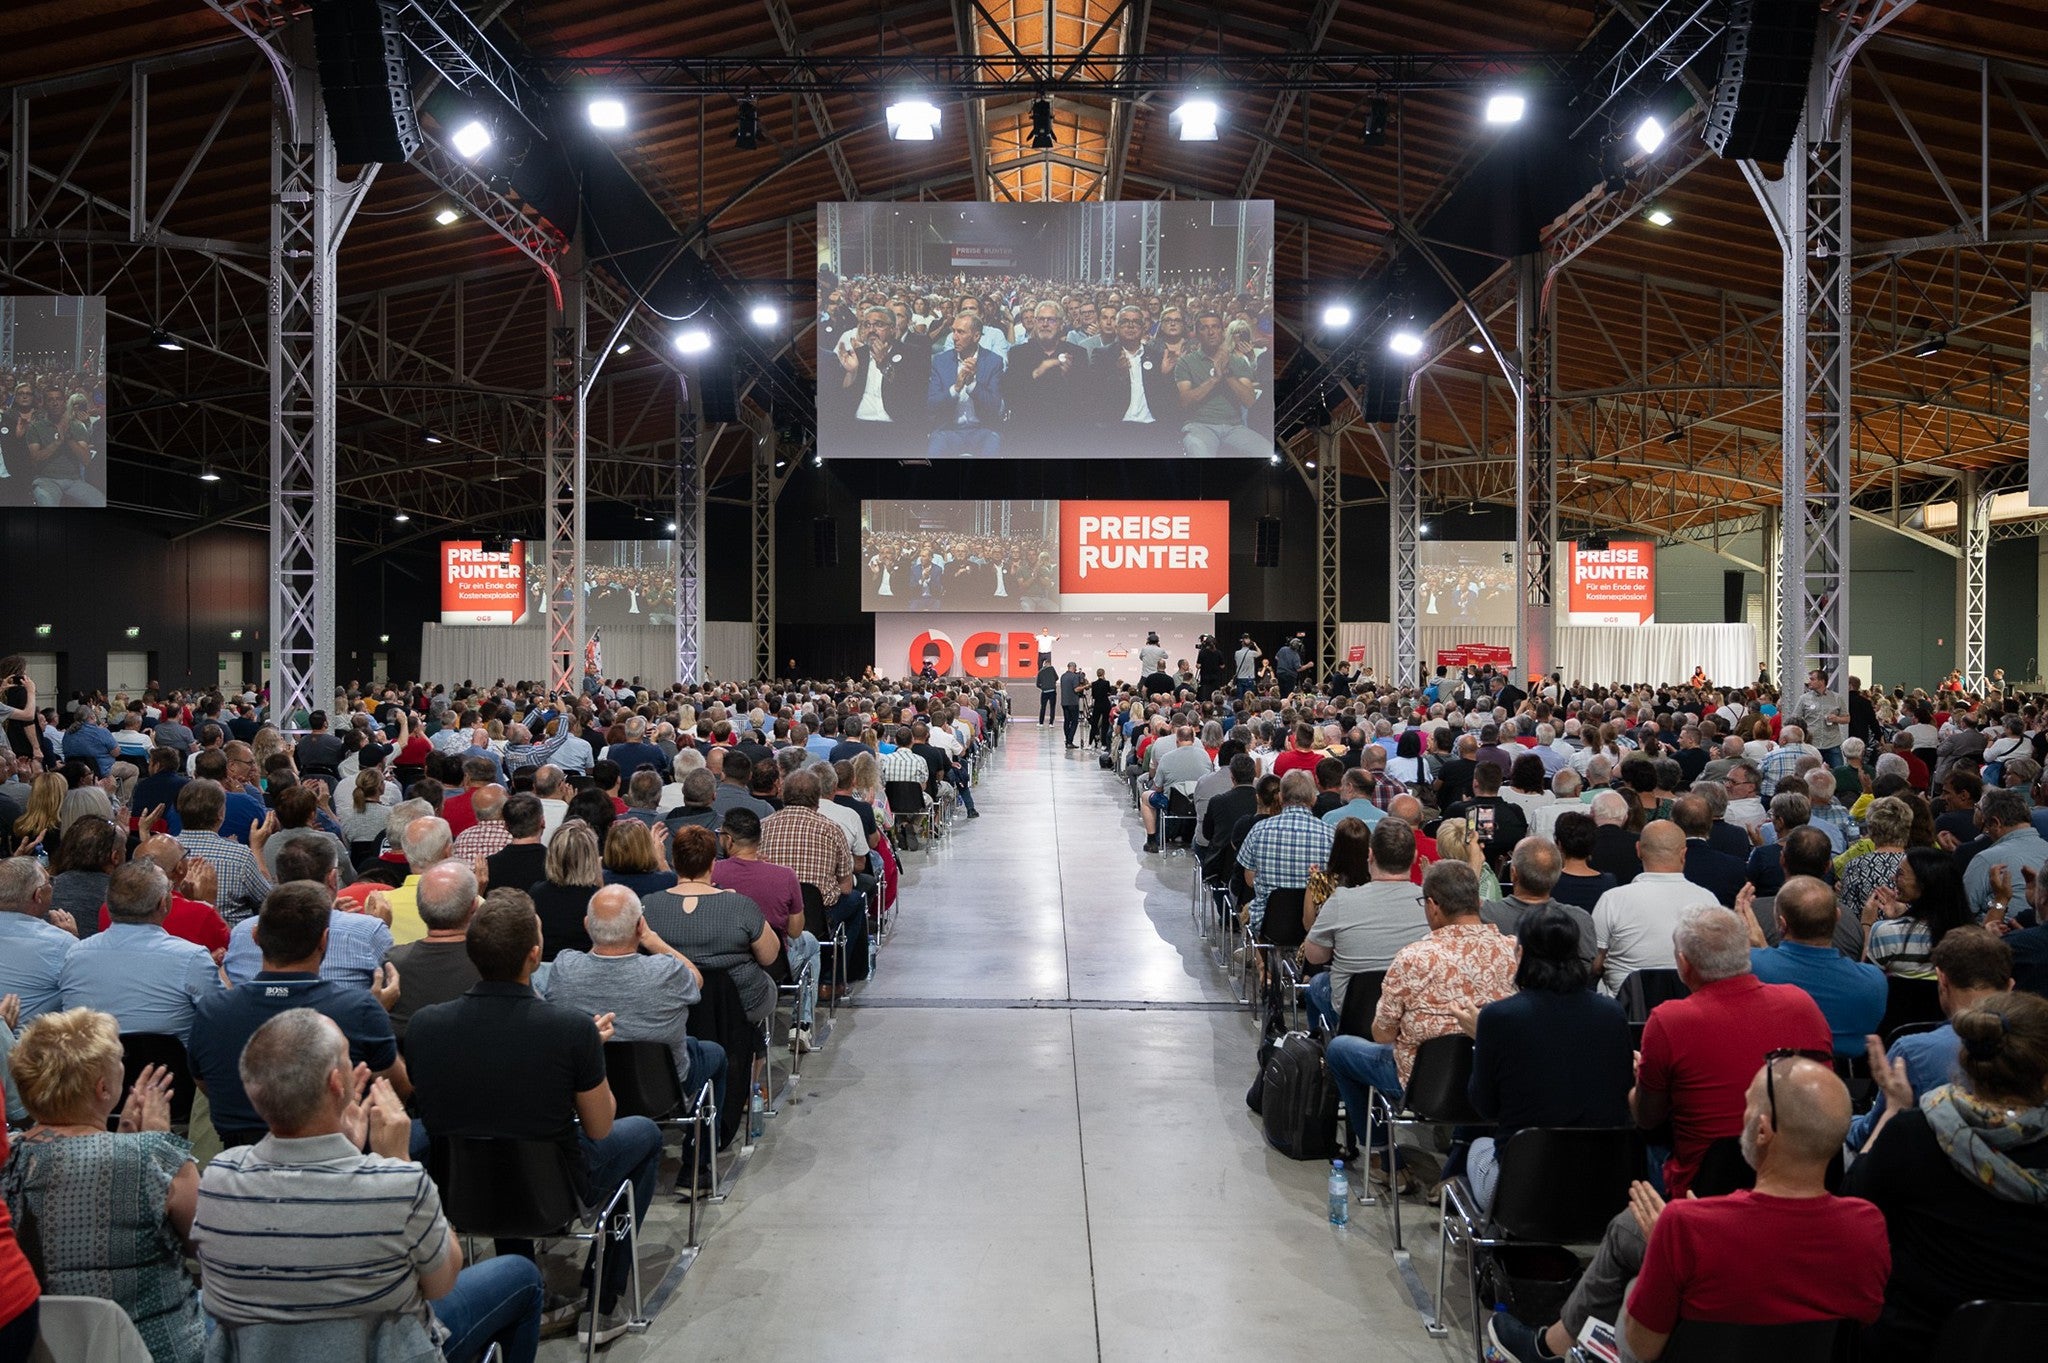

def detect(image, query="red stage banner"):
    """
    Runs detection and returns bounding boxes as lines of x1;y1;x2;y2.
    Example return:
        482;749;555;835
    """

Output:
1057;501;1231;611
1566;540;1657;626
1435;643;1514;669
440;541;527;625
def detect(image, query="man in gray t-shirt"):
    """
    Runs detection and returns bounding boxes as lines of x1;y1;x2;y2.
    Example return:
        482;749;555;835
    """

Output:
1301;818;1429;1029
1137;632;1169;677
1477;838;1598;966
540;886;726;1102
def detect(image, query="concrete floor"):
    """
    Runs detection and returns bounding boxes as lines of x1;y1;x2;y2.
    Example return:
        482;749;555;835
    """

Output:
544;723;1468;1363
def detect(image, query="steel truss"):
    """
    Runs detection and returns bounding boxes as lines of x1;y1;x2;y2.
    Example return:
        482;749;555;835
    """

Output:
1515;253;1556;683
544;258;586;694
1391;403;1421;687
749;409;779;681
1955;468;1990;688
674;388;704;685
1315;428;1340;678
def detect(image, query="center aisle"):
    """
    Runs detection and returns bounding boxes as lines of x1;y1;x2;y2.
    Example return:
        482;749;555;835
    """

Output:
579;724;1462;1363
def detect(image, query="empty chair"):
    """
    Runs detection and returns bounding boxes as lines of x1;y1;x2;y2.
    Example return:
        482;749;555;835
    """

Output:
1365;1033;1489;1251
1930;1299;2048;1362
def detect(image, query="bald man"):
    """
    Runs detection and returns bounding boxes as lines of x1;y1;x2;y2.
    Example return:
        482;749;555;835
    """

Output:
1589;820;1721;994
1488;1056;1888;1363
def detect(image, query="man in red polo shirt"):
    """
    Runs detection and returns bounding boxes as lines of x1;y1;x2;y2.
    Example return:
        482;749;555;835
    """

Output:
1485;1054;1887;1363
98;834;229;957
1633;903;1832;1197
1271;722;1322;778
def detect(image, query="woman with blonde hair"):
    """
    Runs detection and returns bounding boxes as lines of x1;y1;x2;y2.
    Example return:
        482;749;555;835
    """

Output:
10;772;65;858
531;819;602;960
1;1009;202;1363
601;818;677;898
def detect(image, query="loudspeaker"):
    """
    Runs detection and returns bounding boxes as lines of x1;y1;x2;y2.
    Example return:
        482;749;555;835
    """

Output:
313;0;421;165
1356;357;1405;425
1254;518;1282;569
1702;0;1823;163
697;352;738;424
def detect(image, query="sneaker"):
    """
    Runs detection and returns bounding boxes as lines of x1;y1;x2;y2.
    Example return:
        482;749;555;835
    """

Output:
966;808;980;819
578;1307;633;1347
1484;1311;1540;1363
791;1024;814;1054
539;1294;581;1340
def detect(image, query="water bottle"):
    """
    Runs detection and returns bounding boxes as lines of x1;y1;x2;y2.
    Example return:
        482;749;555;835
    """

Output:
1328;1159;1350;1227
748;1084;765;1140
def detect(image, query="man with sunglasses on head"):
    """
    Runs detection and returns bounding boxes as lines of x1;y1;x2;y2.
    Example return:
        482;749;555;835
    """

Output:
1485;1049;1887;1363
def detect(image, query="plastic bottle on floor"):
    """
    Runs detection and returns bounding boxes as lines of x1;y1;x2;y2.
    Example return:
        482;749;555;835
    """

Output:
749;1084;765;1140
1328;1159;1350;1227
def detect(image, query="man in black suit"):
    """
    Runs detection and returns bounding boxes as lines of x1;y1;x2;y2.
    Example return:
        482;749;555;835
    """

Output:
1587;790;1644;884
828;304;922;453
1672;794;1748;907
1003;300;1091;455
1094;304;1179;455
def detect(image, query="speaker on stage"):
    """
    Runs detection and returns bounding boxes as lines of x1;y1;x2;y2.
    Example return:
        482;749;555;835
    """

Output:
313;0;423;165
1701;0;1823;164
698;351;739;424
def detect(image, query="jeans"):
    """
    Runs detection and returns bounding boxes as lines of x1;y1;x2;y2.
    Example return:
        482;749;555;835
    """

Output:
1040;689;1057;723
1324;1036;1403;1153
682;1037;728;1115
1818;746;1842;766
433;1253;544;1363
578;1116;662;1311
32;477;103;507
948;763;977;813
1181;421;1272;459
1305;971;1338;1034
1466;1135;1501;1216
1063;705;1081;745
1234;678;1256;700
827;893;871;981
786;929;820;1025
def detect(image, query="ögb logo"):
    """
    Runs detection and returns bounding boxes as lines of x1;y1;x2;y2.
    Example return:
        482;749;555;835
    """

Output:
906;630;1040;678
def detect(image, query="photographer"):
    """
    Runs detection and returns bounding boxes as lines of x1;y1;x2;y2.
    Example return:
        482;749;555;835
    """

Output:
0;660;37;775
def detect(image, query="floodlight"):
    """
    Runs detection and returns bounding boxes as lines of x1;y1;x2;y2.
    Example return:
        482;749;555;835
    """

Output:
1644;205;1674;227
450;119;493;160
1173;97;1221;141
886;99;942;141
150;327;184;352
586;97;627;131
1633;115;1666;154
749;303;780;328
1388;329;1425;358
1320;303;1354;330
673;327;712;355
1484;93;1526;126
433;207;461;226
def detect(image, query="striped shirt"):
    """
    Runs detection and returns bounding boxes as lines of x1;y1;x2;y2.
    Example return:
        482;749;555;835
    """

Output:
193;1133;450;1335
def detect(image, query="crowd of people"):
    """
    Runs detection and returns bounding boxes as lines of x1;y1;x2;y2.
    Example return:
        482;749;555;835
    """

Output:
1102;653;2048;1362
861;527;1059;612
0;362;106;508
816;271;1274;459
0;664;1005;1360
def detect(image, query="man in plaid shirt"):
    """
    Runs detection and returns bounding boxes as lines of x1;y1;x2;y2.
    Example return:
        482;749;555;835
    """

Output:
174;778;275;924
1236;771;1334;934
759;769;868;977
1361;745;1408;811
1759;724;1822;797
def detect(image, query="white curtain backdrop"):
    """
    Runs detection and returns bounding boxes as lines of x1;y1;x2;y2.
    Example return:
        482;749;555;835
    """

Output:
1336;622;1756;688
419;621;753;687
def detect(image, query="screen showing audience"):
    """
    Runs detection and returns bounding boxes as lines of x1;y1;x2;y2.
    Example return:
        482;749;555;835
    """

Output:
1;294;107;508
1419;541;1519;628
816;201;1275;460
861;500;1060;613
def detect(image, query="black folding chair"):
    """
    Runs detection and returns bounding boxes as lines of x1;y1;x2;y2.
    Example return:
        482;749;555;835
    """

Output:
1364;1033;1490;1252
884;779;934;849
1878;974;1943;1038
429;1136;647;1363
117;1032;196;1129
800;882;850;1019
1334;970;1386;1040
1660;1318;1857;1363
1931;1298;2048;1361
1436;1126;1640;1347
1618;968;1689;1047
603;1040;719;1241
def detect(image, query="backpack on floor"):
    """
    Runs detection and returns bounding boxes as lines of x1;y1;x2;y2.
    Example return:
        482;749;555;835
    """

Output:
1257;1031;1341;1161
1098;750;1114;770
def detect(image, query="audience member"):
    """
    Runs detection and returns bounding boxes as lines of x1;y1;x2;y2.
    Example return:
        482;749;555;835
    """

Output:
1590;822;1719;994
1586;791;1643;885
0;857;75;1024
1481;837;1596;965
1236;771;1333;938
711;809;818;1047
1300;818;1428;1031
1858;845;1972;979
382;866;487;1040
1748;876;1886;1056
1847;926;2012;1149
1549;811;1616;911
57;860;220;1043
222;836;391;988
530;819;602;961
643;826;779;1029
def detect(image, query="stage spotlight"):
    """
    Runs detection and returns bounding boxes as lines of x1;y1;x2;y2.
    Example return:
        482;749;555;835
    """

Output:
886;99;941;141
673;327;712;355
665;520;678;532
1388;329;1425;358
197;466;221;483
1467;342;1486;354
1644;205;1674;227
1420;521;1433;537
1172;96;1221;141
811;453;823;467
1268;452;1281;466
614;342;632;355
1484;92;1526;126
149;327;184;352
1912;331;1948;358
749;303;780;328
393;511;411;523
422;429;444;445
450;119;493;160
734;96;760;150
1633;114;1666;154
1320;303;1354;330
1361;98;1389;148
433;207;461;226
1028;97;1057;150
586;97;627;131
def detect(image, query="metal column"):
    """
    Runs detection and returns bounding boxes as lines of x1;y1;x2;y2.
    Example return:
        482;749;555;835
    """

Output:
822;201;843;275
673;384;705;685
1777;50;1852;695
750;415;777;680
1391;403;1421;687
544;248;587;693
1137;201;1160;289
1956;468;1989;689
269;57;343;731
1759;504;1781;681
1315;428;1340;681
1514;253;1555;687
1100;202;1116;283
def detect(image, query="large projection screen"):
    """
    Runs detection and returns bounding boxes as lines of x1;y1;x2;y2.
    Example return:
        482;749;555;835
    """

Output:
817;201;1274;460
0;295;107;507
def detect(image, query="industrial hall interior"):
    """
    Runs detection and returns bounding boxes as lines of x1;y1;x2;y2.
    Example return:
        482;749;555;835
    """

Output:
8;3;2048;1363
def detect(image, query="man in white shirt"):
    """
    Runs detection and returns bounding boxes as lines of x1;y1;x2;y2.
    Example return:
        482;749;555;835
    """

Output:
1094;305;1176;455
1590;821;1720;994
1034;630;1058;669
531;766;571;845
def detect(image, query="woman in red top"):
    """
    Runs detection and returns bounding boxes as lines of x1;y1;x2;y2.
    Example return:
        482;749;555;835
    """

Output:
0;1127;36;1361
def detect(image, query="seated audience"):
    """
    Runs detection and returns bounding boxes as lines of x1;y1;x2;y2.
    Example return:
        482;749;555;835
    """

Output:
46;814;120;935
1300;818;1428;1032
406;896;658;1346
57;860;220;1044
188;881;408;1148
0;857;76;1024
759;769;867;966
173;778;273;923
1848;926;2013;1149
223;837;391;988
191;1009;543;1362
1325;861;1517;1190
1858;845;1972;978
712;808;818;1048
382;867;488;1041
1845;989;2048;1363
1549;811;1616;911
1591;821;1719;995
1482;837;1597;965
542;884;727;1112
1461;904;1632;1214
449;783;512;860
1236;771;1333;940
1;1009;203;1362
1748;876;1886;1056
530;819;602;961
1672;793;1747;907
485;792;548;893
601;819;678;898
643;826;779;1029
